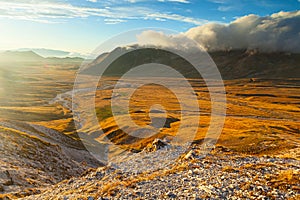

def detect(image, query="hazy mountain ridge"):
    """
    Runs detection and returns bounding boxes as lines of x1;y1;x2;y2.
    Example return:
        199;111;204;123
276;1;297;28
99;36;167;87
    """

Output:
16;48;87;59
0;50;84;64
0;51;44;62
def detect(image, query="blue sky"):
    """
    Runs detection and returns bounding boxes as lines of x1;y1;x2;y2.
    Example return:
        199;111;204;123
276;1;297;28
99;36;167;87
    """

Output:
0;0;299;53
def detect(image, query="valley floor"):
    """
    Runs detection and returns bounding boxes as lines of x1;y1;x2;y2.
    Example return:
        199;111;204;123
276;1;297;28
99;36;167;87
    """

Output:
0;62;299;199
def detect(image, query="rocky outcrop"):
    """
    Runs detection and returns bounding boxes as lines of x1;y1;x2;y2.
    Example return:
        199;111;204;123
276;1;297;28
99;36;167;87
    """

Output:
144;138;169;152
22;146;300;200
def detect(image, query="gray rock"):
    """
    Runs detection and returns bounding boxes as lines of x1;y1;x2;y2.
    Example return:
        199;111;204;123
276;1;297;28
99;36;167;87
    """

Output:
166;191;177;198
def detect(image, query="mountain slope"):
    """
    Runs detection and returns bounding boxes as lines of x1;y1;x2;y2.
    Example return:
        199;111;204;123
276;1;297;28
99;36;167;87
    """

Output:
0;119;102;198
210;49;300;79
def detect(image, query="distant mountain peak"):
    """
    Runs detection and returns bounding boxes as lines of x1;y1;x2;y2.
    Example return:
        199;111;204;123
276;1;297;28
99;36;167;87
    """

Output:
16;48;87;58
0;50;44;62
4;50;42;57
0;50;84;64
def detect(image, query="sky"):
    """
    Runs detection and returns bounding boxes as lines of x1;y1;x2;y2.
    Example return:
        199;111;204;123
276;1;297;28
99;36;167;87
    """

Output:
0;0;299;54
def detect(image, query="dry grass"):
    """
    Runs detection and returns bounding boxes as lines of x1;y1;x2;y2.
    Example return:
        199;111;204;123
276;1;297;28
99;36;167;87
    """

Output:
222;165;239;173
0;187;42;199
278;170;295;181
265;169;300;191
4;68;296;159
90;78;300;157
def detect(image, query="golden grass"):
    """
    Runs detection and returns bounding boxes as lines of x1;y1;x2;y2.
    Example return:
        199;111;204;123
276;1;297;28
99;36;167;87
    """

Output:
265;169;300;191
35;117;77;136
222;165;239;173
28;77;299;158
1;67;299;166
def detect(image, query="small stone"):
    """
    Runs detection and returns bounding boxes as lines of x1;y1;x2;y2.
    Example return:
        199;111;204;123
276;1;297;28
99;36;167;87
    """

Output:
193;168;201;175
135;191;142;196
185;150;195;160
166;191;177;198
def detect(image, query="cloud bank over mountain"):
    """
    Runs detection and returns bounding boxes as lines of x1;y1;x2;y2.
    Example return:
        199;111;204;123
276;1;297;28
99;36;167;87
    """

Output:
137;11;300;53
136;30;199;52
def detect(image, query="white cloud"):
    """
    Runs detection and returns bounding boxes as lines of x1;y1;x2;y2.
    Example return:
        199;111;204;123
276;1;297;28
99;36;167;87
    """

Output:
158;0;190;3
87;0;97;2
185;11;300;53
136;11;300;53
207;0;228;4
0;0;204;25
137;30;189;49
217;5;233;11
104;18;127;24
0;1;115;23
147;13;209;25
136;30;207;57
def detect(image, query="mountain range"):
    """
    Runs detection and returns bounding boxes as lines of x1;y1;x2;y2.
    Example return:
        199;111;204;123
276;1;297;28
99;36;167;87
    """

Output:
82;46;300;79
1;47;299;79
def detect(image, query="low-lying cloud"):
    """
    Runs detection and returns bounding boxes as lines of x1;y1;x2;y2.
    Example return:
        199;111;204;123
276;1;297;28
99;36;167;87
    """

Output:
137;30;200;52
138;11;300;53
186;11;300;53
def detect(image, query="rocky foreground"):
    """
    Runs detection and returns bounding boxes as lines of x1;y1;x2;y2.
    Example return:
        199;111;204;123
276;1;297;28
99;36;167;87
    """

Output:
22;143;299;200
